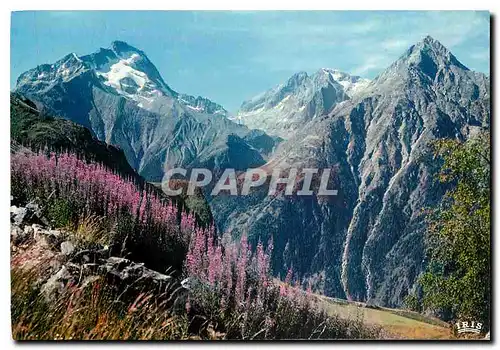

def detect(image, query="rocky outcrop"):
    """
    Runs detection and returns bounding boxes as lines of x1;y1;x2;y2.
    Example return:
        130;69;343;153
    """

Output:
11;202;49;228
11;203;177;303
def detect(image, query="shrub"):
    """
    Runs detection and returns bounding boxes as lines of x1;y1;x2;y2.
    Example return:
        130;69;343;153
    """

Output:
404;293;422;313
47;198;76;228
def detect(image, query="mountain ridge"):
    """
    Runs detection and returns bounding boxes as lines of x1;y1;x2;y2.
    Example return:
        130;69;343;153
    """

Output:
17;41;229;117
212;36;490;306
15;41;278;182
234;68;370;139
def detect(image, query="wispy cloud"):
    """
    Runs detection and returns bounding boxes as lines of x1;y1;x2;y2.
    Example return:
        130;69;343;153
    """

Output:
380;39;410;51
349;19;383;34
352;55;389;76
470;49;490;61
245;11;489;78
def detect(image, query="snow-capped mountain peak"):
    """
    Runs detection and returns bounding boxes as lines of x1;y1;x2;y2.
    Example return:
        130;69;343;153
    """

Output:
235;68;370;138
93;50;165;101
16;52;89;94
79;41;175;102
17;41;229;117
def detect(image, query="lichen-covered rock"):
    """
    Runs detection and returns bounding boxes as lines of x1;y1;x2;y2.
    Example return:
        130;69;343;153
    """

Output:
40;264;77;301
11;225;28;246
98;256;172;291
60;241;76;255
10;202;48;227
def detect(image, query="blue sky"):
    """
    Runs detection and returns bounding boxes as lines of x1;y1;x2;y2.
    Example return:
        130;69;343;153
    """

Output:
11;11;490;112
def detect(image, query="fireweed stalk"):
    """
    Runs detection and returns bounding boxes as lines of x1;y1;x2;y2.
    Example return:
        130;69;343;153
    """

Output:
185;229;311;312
11;150;198;242
181;230;367;340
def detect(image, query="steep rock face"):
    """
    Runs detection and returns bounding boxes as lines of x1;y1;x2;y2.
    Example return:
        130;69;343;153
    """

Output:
234;69;369;139
338;37;489;305
217;36;490;306
15;41;275;181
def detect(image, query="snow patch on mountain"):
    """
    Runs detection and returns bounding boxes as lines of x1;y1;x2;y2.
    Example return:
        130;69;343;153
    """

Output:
321;68;371;97
97;55;149;95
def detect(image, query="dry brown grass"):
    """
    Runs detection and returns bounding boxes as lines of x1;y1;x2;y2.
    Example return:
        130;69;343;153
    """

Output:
11;267;191;340
71;214;112;247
